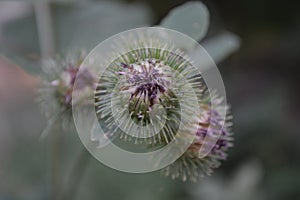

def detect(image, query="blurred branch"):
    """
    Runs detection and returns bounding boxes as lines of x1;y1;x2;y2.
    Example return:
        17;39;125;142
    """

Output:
34;0;55;58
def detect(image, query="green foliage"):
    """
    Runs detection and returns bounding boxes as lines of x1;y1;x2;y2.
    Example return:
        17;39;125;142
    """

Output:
160;2;209;44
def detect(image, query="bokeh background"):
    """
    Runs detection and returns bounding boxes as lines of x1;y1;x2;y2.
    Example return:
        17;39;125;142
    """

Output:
0;0;300;200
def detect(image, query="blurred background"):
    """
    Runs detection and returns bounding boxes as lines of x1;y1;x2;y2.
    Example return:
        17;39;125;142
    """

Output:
0;0;300;200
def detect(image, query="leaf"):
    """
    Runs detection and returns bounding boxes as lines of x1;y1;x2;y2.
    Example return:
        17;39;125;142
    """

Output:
202;31;240;64
189;31;240;70
160;2;209;43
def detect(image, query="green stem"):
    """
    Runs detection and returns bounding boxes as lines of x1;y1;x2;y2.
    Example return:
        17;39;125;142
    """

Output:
34;0;55;58
58;148;91;200
49;129;63;200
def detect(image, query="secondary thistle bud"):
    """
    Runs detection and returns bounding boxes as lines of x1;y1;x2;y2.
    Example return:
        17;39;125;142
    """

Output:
37;51;96;135
161;92;233;182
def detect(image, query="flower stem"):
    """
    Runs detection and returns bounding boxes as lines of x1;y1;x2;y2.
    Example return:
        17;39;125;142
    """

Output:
58;147;91;200
34;0;55;58
49;128;63;200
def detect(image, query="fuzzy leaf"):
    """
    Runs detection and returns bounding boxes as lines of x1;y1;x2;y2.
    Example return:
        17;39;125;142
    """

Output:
189;31;240;70
202;31;240;64
160;2;209;43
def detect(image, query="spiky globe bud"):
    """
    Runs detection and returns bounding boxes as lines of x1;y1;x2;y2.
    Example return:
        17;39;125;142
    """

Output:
161;92;233;182
38;51;96;135
94;47;203;145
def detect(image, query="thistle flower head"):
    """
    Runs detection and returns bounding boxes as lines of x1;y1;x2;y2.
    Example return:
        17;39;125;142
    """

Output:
161;91;233;182
94;46;203;145
38;51;96;134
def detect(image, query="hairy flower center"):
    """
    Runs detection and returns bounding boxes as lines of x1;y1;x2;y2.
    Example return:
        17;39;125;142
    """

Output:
119;59;171;111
